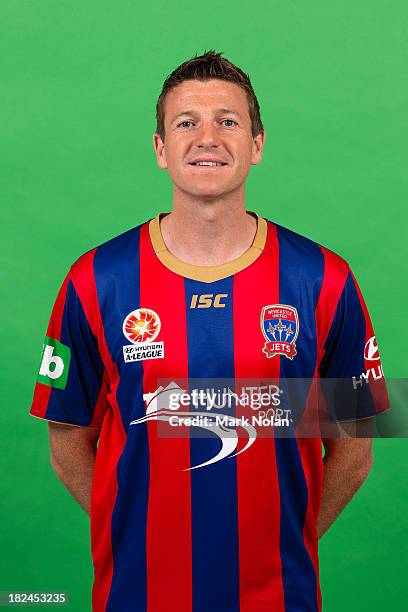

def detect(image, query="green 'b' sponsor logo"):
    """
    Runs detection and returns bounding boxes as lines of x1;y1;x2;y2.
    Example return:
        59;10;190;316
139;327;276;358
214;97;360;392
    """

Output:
37;337;71;390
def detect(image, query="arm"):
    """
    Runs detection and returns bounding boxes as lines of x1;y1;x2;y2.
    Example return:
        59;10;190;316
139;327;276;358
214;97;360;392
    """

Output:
48;421;101;516
317;419;374;538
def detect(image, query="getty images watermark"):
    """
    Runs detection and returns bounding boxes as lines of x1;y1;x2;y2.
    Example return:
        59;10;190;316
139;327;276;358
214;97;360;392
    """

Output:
132;376;407;439
128;377;406;469
164;384;292;428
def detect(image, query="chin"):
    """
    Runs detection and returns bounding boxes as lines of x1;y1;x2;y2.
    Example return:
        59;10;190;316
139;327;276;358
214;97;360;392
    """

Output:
188;189;230;200
183;179;241;199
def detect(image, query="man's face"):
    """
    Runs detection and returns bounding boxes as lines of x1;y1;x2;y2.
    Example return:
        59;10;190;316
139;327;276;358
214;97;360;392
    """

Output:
153;79;265;199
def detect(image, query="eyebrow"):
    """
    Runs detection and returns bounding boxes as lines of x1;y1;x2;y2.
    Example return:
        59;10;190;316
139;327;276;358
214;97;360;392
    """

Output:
170;108;243;123
217;108;242;118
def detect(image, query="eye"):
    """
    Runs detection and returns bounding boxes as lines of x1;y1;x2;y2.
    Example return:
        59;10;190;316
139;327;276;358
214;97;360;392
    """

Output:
221;119;237;127
178;120;193;128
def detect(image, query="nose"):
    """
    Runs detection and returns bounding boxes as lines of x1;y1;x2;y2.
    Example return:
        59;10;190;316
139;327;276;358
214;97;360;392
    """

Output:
195;121;219;148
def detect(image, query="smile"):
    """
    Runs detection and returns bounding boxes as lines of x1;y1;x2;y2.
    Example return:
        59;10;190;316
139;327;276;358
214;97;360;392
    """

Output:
189;162;227;167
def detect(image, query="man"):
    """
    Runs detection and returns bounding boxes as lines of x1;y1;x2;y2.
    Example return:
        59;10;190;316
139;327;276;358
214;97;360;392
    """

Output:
30;50;388;611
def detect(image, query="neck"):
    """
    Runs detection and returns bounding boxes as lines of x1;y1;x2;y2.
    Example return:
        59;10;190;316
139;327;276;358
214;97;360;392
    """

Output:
160;187;258;266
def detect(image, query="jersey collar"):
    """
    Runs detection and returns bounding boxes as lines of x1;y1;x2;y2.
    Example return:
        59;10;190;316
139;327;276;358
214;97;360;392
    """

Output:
148;210;267;283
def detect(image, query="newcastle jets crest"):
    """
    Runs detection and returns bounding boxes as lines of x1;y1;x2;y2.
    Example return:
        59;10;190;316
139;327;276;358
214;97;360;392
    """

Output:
261;304;299;360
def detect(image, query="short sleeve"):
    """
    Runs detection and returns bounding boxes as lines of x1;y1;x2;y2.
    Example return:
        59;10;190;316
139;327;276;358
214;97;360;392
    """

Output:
29;266;110;428
318;266;389;421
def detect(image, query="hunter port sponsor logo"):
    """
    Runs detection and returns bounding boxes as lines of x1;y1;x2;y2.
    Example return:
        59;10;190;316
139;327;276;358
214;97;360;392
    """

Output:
130;382;289;471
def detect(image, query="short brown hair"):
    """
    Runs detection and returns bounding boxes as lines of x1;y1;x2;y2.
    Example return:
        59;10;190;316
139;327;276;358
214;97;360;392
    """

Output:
155;49;264;141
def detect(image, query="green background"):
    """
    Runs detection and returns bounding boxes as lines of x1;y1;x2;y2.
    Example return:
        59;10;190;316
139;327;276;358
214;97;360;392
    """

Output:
1;0;406;610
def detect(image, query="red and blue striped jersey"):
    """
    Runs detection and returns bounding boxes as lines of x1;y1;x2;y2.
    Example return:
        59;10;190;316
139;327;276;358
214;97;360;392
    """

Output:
29;210;388;612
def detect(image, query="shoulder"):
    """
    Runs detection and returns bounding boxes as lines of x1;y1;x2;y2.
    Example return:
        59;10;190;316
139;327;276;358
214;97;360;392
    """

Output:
266;218;350;281
68;219;150;283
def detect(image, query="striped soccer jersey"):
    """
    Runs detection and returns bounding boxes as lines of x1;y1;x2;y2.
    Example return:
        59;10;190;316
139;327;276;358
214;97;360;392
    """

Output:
30;210;388;612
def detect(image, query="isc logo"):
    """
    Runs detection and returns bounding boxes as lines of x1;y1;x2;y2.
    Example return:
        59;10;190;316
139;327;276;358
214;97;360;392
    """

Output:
190;293;228;309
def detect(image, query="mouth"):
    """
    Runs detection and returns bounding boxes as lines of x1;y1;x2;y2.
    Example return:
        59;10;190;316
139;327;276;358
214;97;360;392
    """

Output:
188;161;227;168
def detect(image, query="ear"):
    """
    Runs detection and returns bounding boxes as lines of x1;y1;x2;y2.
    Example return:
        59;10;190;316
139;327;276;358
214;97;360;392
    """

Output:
251;129;266;165
153;132;168;169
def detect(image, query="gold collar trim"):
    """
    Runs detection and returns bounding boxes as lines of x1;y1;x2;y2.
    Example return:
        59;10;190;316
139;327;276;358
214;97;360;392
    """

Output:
148;210;267;283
